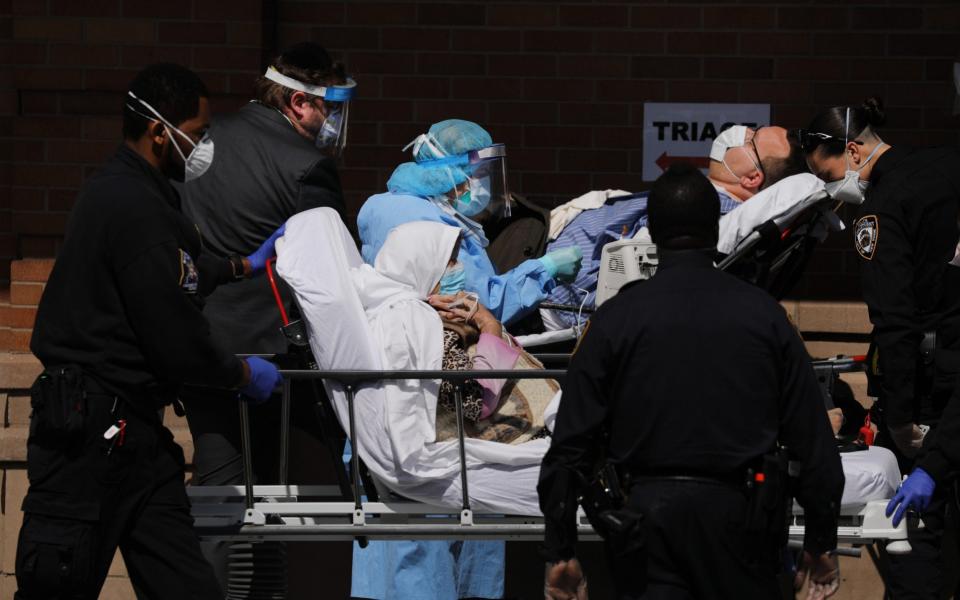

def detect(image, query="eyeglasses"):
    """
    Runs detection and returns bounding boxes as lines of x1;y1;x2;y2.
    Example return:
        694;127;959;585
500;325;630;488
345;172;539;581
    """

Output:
794;129;844;153
721;128;765;181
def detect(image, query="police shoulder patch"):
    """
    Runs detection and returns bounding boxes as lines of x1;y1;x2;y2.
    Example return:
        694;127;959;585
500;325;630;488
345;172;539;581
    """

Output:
179;249;199;294
854;215;879;260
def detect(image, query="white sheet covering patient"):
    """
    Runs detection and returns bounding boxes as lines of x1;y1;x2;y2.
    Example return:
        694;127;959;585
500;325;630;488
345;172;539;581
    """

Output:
277;208;554;515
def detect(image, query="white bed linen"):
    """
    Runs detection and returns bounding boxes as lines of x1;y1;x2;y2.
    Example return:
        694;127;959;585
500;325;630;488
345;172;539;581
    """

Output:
717;173;839;254
276;208;555;516
839;446;900;506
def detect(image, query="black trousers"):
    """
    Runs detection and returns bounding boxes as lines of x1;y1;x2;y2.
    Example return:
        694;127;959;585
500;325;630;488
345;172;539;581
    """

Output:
610;479;782;600
15;394;220;600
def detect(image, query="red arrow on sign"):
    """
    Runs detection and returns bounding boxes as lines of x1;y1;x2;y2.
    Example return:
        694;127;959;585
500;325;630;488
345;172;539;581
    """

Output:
655;152;710;172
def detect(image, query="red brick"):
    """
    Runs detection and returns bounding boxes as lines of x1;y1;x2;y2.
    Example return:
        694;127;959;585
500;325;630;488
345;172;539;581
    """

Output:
630;6;701;29
923;5;960;30
346;2;416;25
8;328;33;352
336;167;383;192
228;21;261;46
381;122;432;145
120;44;193;68
13;116;77;138
848;59;923;82
14;67;83;90
925;59;955;82
558;5;628;28
741;81;813;105
593;126;643;149
45;139;116;163
309;26;379;50
13;17;83;40
16;90;57;115
48;43;118;67
811;83;889;108
595;31;663;54
668;80;740;103
0;305;37;328
589;172;643;193
524;29;593;53
12;0;47;16
0;42;46;64
523;125;591;148
777;7;850;30
349;98;414;123
193;46;260;70
451;77;521;100
852;6;922;30
508;147;555;172
413;99;486;124
418;3;485;26
557;102;629;126
776;58;848;81
488;101;558;125
84;68;139;91
159;21;228;45
889;34;960;58
84;19;155;44
9;188;45;211
14;165;83;187
813;33;888;57
122;0;191;18
418;53;485;76
279;1;345;24
382;27;450;51
51;0;119;16
558;55;628;78
521;172;591;196
887;82;954;106
703;6;775;29
81;116;121;139
10;260;53;284
195;0;259;20
488;4;556;27
704;57;773;80
522;78;592;102
559;149;627;172
631;56;700;79
488;54;555;77
347;51;415;75
451;28;524;52
596;79;665;102
48;189;76;212
667;31;737;55
740;32;811;56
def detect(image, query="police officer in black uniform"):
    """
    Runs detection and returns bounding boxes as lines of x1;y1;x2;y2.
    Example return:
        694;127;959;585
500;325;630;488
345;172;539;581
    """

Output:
537;164;844;600
801;98;960;599
16;64;283;599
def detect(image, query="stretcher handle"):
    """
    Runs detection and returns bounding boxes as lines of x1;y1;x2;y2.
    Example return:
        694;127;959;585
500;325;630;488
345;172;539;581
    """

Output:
539;301;596;315
265;258;290;326
453;385;471;515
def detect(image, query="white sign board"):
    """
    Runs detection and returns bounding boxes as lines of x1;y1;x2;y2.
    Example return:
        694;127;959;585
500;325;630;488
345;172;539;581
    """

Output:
642;102;770;181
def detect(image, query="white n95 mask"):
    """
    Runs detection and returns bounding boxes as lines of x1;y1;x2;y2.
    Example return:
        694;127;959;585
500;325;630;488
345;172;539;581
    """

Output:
710;125;749;162
824;107;885;205
125;91;214;182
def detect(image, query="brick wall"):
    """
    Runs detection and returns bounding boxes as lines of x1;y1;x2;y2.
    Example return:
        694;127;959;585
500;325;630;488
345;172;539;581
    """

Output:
3;1;960;299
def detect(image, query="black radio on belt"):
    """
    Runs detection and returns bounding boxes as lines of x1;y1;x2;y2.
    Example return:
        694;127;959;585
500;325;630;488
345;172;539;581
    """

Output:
29;365;87;446
743;449;790;548
578;461;644;557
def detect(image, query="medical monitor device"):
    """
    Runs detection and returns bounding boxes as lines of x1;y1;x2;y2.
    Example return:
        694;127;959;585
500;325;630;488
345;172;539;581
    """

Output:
596;239;659;307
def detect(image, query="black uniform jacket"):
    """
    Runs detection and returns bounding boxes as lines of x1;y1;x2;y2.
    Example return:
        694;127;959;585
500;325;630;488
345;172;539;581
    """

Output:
31;145;244;408
181;101;346;355
855;146;960;429
537;250;844;560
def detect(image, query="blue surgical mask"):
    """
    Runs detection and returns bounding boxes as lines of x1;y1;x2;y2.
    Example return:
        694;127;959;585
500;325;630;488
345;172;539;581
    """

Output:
451;177;492;217
438;262;466;295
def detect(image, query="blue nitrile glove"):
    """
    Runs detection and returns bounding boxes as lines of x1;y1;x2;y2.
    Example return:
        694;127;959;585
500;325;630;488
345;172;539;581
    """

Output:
246;224;286;274
240;357;282;404
886;467;936;527
539;246;583;283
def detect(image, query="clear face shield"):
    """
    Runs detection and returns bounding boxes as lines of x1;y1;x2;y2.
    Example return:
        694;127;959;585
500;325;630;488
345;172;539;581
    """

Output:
448;144;511;222
263;66;356;156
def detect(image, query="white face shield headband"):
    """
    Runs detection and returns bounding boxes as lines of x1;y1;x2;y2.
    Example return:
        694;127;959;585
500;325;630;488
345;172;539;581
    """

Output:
126;90;213;182
263;66;357;155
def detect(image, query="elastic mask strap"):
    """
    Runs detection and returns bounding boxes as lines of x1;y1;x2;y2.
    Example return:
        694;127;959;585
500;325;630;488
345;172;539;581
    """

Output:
844;107;851;170
857;142;887;172
127;91;197;155
403;133;446;161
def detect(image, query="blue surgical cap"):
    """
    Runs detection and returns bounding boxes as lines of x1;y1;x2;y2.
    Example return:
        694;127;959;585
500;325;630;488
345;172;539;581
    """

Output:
413;119;493;162
387;161;469;197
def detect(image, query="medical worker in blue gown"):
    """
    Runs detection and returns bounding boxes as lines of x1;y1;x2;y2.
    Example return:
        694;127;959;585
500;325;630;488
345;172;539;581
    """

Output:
350;120;581;599
357;118;582;326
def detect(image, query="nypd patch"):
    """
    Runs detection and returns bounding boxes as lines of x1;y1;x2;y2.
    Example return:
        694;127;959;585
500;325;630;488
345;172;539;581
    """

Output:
855;215;879;260
179;249;199;294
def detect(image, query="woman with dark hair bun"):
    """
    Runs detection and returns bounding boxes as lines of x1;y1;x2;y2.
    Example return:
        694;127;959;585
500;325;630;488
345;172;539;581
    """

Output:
800;98;960;599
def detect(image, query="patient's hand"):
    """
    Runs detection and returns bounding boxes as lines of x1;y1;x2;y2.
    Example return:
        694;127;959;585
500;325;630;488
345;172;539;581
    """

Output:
428;291;470;322
827;408;844;437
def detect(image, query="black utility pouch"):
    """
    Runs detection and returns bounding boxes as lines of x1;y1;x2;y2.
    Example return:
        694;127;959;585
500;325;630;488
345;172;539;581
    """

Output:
580;463;644;557
29;366;87;446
